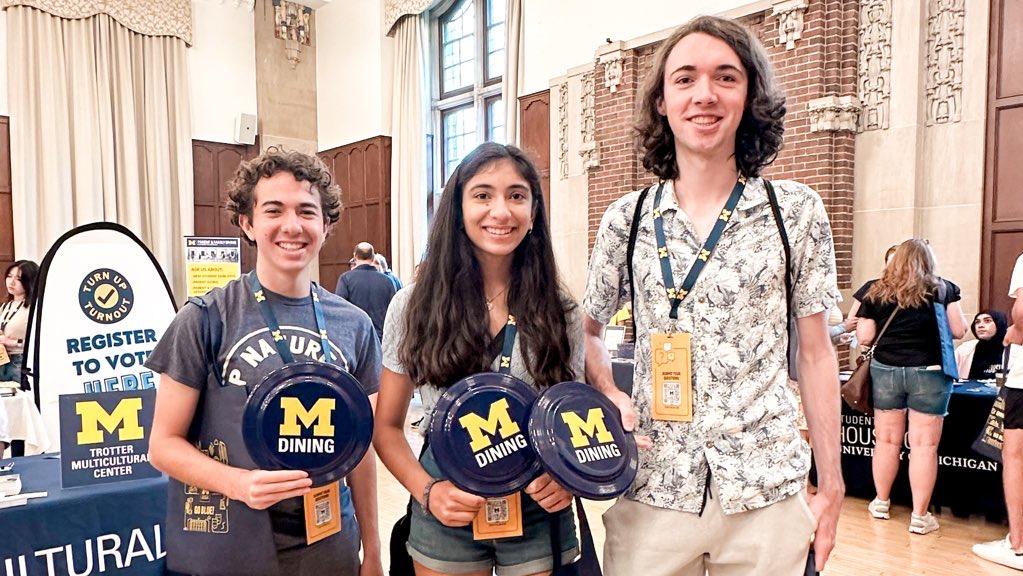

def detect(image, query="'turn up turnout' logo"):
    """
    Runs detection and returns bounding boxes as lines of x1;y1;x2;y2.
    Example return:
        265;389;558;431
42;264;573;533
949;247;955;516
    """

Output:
79;268;135;324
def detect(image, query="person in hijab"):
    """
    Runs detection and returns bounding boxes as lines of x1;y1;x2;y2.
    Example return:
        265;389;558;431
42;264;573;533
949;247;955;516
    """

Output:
955;310;1009;380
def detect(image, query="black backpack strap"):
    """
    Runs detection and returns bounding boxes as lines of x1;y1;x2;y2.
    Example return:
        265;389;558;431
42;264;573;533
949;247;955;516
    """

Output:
764;180;792;312
626;186;653;342
187;296;224;387
764;180;796;376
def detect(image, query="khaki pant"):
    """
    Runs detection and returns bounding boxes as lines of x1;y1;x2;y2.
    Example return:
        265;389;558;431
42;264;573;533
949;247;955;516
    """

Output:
602;484;817;576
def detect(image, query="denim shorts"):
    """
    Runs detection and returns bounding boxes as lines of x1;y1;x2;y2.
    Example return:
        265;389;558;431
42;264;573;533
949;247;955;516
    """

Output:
0;354;22;383
870;359;953;416
407;446;579;576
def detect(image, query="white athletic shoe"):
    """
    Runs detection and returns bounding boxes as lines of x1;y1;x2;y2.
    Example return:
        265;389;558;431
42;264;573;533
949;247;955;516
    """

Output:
972;535;1023;570
867;497;890;520
909;512;939;535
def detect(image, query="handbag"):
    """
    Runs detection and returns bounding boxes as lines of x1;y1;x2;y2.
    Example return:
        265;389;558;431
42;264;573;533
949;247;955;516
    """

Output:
933;280;960;380
551;496;602;576
841;308;898;415
972;348;1013;464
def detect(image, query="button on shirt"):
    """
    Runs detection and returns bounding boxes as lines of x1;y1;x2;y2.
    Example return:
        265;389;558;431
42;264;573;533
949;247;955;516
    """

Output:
583;177;840;514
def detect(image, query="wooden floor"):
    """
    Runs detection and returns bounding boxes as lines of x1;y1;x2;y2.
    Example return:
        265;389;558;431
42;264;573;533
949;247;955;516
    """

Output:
374;402;1018;575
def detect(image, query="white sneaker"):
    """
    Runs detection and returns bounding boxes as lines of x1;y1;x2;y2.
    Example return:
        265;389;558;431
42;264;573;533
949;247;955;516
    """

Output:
909;512;939;535
868;497;890;520
973;535;1023;570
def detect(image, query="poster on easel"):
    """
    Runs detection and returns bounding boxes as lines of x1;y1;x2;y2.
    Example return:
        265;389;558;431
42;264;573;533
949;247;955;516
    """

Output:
185;237;241;298
23;223;177;451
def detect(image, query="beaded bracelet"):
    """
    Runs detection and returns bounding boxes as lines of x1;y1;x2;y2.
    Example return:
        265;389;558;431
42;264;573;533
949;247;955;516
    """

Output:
421;478;441;517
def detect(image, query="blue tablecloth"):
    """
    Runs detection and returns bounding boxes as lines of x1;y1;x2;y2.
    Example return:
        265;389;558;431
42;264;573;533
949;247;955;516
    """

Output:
841;380;1005;520
0;454;167;575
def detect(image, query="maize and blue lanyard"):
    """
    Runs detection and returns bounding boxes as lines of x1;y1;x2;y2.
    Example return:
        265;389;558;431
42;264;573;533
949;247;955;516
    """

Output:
651;177;745;516
247;273;335;366
652;177;746;319
497;315;518;375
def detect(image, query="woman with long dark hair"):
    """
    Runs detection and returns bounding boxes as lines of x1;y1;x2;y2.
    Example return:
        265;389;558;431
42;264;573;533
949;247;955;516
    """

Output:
856;239;966;535
0;260;39;383
374;142;583;576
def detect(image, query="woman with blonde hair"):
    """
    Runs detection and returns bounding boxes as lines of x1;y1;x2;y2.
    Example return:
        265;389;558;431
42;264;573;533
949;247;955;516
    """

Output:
855;239;966;534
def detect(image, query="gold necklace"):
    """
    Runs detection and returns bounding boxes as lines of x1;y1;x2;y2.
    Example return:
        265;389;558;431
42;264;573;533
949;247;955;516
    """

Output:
486;286;508;311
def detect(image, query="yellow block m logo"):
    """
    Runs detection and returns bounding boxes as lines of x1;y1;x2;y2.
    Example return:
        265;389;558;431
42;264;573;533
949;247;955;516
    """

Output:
76;398;144;445
279;398;336;437
458;398;521;452
561;408;614;448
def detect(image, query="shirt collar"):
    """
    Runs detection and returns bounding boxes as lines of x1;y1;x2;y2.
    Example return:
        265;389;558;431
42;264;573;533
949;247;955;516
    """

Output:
734;176;770;213
654;179;681;214
653;176;770;215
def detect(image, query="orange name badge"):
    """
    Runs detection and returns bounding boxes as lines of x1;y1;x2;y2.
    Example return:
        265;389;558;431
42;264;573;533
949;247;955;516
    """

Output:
650;332;693;422
0;343;9;367
303;481;342;545
472;492;523;540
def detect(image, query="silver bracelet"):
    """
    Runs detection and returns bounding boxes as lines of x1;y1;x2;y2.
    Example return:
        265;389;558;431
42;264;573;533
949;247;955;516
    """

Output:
421;478;441;517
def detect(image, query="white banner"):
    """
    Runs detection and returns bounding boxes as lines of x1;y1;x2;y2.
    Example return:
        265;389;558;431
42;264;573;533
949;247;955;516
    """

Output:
25;223;177;451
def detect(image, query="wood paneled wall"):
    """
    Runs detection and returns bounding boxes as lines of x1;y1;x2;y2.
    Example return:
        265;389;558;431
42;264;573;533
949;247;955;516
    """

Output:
0;118;13;299
192;140;258;272
983;1;1023;313
518;90;551;219
318;136;392;293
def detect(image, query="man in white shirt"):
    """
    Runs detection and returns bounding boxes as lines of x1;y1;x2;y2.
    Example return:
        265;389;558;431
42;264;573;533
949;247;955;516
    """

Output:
974;252;1023;570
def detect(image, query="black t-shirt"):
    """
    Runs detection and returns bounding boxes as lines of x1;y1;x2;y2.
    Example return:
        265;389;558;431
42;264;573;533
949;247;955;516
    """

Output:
855;278;961;367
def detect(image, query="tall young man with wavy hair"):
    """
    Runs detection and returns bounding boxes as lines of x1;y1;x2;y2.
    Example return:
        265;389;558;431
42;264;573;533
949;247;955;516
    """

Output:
584;16;844;575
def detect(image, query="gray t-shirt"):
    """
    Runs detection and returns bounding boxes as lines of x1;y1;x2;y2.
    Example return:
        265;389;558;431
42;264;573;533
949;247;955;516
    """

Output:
145;271;380;549
381;284;585;427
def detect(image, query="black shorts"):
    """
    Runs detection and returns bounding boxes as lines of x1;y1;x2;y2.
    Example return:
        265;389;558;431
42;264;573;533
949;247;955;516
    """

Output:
1005;388;1023;430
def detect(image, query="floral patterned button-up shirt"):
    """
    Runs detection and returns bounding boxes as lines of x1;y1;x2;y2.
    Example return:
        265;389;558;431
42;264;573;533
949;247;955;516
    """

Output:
584;177;840;514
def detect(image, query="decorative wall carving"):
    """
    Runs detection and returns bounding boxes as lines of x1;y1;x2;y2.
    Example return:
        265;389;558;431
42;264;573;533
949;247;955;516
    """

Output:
926;0;965;125
858;0;892;131
579;72;599;170
772;0;808;50
807;95;861;133
3;0;193;43
558;82;569;179
603;56;622;94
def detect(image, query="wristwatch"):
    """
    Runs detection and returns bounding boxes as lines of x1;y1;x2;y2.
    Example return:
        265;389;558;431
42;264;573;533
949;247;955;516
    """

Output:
421;478;441;517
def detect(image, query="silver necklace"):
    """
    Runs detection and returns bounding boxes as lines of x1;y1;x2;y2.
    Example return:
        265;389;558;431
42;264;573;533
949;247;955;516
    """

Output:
486;286;508;311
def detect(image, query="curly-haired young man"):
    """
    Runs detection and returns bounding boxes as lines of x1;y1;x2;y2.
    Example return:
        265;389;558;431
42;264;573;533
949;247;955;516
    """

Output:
146;148;382;576
584;16;844;575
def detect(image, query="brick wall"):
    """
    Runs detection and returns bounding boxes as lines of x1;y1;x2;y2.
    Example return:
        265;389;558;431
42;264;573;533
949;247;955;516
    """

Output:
587;0;859;289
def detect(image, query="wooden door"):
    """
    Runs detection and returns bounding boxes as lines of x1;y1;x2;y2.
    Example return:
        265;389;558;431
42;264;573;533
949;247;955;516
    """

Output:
982;0;1023;313
192;140;257;272
518;90;551;219
318;136;392;293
